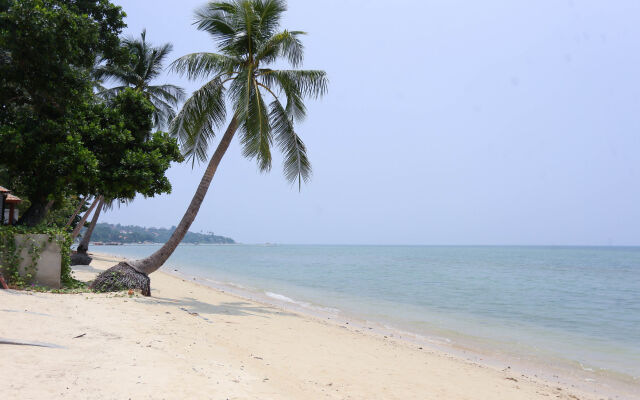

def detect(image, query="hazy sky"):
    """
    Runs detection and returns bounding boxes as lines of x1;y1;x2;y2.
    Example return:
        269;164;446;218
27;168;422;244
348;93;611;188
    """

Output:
102;0;640;245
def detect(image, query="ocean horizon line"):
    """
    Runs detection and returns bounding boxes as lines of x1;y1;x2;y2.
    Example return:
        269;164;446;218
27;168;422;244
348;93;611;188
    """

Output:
106;241;640;248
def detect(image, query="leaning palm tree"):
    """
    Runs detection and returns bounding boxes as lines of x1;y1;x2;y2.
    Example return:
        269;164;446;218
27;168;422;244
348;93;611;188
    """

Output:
96;30;186;129
73;197;134;264
91;0;327;294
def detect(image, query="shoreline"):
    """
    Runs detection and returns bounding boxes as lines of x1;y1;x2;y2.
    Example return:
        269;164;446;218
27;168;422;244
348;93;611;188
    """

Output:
91;249;640;395
93;251;637;399
1;252;636;399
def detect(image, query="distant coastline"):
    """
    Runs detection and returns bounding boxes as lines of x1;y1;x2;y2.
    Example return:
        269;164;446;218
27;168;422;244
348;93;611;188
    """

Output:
83;222;235;245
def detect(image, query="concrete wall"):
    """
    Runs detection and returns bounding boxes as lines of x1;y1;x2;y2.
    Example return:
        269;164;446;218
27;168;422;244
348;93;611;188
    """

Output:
14;234;62;288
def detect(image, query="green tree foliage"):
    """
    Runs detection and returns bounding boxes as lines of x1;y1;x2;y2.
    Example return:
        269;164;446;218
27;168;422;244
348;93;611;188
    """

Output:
0;0;183;226
90;223;235;244
0;0;126;224
87;89;183;201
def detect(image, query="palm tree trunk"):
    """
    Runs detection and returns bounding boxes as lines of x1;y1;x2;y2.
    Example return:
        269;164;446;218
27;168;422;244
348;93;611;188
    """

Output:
131;117;238;275
70;196;101;241
77;197;104;254
44;199;55;214
65;196;88;228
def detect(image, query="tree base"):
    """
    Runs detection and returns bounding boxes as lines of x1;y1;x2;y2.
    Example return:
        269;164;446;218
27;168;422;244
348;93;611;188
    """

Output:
70;251;92;266
90;262;151;296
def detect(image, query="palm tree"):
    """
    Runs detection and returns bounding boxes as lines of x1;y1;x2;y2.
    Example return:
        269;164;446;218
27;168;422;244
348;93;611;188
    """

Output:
96;30;186;129
76;196;105;254
75;33;185;263
96;0;327;284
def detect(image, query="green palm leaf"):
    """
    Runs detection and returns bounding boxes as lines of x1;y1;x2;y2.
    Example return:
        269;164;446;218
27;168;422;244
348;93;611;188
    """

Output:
171;0;326;187
171;77;227;164
270;99;311;189
96;30;184;130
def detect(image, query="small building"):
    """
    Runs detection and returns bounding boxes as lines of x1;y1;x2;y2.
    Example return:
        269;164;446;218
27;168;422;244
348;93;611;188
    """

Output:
0;185;22;225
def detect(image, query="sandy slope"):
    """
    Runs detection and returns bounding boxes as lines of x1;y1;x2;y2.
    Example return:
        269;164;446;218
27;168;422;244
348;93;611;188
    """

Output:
0;254;606;399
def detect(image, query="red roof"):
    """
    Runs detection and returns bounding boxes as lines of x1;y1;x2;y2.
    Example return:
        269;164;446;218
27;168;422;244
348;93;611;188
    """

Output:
5;194;21;203
0;185;10;193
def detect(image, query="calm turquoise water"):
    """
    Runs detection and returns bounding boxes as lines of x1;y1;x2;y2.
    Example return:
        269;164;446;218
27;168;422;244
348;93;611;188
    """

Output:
94;244;640;381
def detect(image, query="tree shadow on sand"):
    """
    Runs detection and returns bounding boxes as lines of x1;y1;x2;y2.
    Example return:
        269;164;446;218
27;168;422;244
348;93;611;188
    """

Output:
139;296;297;319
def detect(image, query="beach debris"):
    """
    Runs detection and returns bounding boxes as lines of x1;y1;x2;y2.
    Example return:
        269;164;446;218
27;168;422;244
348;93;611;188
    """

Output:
128;289;134;296
90;262;151;296
179;307;199;316
0;338;64;348
73;333;86;339
505;377;518;382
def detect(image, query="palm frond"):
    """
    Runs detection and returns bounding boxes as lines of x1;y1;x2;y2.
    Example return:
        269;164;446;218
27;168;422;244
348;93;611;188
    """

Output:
145;42;173;81
148;93;177;130
256;30;305;67
180;0;325;185
102;197;135;210
261;69;328;99
147;84;186;105
170;78;227;164
269;99;311;189
230;68;272;171
258;69;306;121
96;85;128;101
194;2;241;52
170;52;238;80
253;0;286;40
98;30;184;130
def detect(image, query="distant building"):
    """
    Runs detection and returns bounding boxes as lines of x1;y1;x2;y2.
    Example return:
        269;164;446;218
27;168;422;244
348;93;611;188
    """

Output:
0;185;22;225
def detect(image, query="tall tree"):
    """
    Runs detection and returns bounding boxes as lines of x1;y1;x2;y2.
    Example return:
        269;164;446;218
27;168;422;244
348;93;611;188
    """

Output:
96;30;185;129
92;0;327;294
0;0;127;225
72;89;183;262
75;32;186;259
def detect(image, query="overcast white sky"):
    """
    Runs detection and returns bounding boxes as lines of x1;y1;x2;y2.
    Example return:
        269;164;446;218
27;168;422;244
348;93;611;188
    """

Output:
101;0;640;245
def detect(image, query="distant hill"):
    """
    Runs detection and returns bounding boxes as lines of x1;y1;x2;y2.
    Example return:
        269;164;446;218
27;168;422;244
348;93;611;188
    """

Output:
87;223;235;244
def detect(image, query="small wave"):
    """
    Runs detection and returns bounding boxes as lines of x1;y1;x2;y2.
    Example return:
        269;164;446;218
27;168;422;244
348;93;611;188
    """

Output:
579;363;595;372
265;291;340;314
266;291;301;304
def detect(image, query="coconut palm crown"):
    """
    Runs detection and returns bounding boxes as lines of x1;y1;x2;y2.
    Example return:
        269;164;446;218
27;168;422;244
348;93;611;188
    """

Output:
91;0;327;279
97;30;186;129
170;0;327;187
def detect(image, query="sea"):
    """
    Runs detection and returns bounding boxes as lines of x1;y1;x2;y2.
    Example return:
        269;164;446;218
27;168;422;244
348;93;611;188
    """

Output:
92;244;640;394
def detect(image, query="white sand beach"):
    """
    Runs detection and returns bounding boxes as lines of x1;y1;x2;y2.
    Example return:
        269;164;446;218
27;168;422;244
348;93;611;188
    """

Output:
0;254;615;400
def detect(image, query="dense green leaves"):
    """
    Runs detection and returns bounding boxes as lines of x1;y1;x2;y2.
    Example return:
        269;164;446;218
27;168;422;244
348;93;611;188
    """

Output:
171;0;327;188
0;0;127;223
86;89;183;201
0;0;182;226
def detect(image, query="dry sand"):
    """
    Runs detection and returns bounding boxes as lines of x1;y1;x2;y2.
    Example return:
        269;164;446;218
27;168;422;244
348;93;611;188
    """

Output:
0;254;612;399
